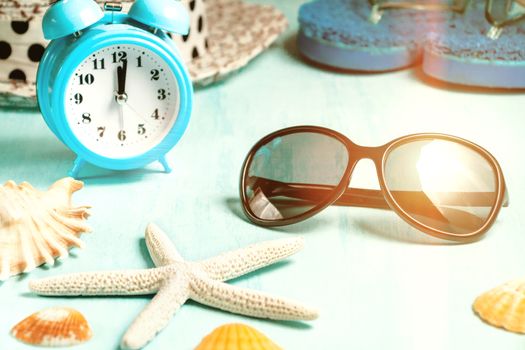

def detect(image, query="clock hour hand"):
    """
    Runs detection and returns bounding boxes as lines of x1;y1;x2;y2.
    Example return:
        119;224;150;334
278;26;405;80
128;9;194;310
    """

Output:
116;59;128;96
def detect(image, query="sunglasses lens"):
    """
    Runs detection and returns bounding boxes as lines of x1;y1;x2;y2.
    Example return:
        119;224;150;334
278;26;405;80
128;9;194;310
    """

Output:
243;132;349;222
384;139;498;235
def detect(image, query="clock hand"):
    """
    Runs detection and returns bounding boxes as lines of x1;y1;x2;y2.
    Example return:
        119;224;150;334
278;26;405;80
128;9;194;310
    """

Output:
116;66;121;95
118;104;125;133
115;59;128;139
123;102;154;127
116;59;128;96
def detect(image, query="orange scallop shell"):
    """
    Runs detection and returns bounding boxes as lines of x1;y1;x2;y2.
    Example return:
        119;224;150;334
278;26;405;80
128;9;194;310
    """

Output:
473;279;525;333
195;323;282;350
11;307;93;347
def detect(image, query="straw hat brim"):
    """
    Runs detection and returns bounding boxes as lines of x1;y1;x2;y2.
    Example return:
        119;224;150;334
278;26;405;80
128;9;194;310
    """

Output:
189;0;287;85
0;0;287;105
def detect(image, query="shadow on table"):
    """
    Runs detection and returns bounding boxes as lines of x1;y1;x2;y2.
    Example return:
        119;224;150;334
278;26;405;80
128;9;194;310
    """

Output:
353;215;462;246
410;65;525;94
225;197;466;245
224;197;329;234
0;124;167;185
0;135;73;181
138;239;156;268
283;32;301;62
187;300;313;330
0;106;38;113
78;166;166;186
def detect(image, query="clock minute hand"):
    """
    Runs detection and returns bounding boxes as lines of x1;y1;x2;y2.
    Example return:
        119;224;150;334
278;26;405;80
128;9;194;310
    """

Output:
118;103;125;134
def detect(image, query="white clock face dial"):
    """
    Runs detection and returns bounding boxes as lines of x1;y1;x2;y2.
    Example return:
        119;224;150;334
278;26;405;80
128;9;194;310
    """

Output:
65;44;180;159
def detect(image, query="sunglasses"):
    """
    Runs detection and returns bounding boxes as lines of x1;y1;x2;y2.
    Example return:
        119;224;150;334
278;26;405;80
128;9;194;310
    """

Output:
239;126;508;242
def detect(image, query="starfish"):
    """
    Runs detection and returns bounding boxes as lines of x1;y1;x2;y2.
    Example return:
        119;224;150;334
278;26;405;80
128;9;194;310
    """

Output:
29;224;318;349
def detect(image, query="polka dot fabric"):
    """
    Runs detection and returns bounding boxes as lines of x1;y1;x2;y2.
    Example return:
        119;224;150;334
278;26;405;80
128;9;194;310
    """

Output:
0;0;287;106
192;0;287;85
170;0;208;63
0;0;47;100
0;23;46;79
117;0;209;64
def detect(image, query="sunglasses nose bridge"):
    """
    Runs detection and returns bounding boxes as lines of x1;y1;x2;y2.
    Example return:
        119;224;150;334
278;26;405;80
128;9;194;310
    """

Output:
349;144;384;162
346;145;384;185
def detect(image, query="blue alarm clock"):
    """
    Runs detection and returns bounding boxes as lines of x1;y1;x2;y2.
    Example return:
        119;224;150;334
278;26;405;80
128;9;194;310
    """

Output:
37;0;193;178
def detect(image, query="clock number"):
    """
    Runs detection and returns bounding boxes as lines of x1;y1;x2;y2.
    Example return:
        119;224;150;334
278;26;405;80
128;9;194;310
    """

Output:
137;56;143;68
112;51;127;63
73;93;83;104
82;113;91;124
150;69;160;81
93;58;105;70
157;89;166;100
151;108;160;120
138;124;146;135
118;130;127;141
97;126;106;137
79;74;94;85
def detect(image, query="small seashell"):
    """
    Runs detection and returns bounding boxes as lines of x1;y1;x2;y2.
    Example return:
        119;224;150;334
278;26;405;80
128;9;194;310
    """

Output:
473;279;525;333
195;323;282;350
11;306;93;347
0;177;91;280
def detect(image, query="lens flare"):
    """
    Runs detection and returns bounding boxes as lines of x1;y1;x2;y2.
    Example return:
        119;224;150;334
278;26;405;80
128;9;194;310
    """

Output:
385;139;497;235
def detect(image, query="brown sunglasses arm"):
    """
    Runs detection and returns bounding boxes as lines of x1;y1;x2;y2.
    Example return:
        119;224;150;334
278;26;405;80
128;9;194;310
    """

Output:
249;176;509;209
336;188;509;208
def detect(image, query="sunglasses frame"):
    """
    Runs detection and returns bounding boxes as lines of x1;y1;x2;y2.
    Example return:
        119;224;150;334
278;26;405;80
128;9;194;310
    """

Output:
240;126;507;242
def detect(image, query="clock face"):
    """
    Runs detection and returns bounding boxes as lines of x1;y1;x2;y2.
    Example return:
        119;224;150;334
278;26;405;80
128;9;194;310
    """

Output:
64;44;180;159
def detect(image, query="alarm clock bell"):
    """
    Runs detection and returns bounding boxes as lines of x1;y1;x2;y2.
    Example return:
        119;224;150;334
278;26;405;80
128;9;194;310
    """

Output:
43;0;190;40
43;0;104;40
129;0;190;34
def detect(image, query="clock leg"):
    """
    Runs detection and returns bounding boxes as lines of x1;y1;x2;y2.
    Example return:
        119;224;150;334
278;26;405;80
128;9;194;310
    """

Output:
68;157;86;178
159;156;172;174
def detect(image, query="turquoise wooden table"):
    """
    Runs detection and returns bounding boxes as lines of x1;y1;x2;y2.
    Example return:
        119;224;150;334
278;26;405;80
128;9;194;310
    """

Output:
2;1;525;349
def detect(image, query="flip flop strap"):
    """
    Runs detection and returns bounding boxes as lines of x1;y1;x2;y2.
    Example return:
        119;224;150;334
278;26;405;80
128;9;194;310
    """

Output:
368;0;469;24
485;0;525;31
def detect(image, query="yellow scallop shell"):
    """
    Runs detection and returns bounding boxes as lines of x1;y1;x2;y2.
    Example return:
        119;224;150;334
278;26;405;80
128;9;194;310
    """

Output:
195;323;283;350
11;306;93;347
473;279;525;333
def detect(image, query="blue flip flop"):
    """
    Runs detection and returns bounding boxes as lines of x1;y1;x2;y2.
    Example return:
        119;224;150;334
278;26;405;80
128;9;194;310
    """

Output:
423;0;525;88
297;0;456;72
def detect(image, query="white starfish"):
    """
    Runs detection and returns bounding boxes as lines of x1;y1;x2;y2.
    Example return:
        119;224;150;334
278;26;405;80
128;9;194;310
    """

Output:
29;224;318;349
